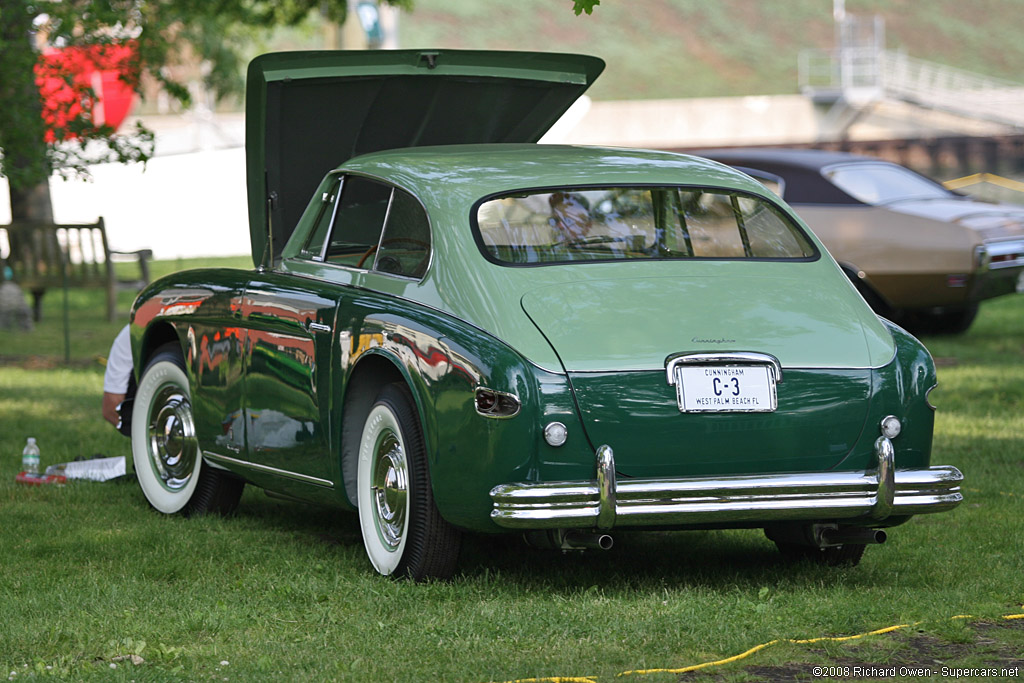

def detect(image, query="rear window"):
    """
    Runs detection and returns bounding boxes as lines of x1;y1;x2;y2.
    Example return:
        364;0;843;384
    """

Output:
475;186;816;265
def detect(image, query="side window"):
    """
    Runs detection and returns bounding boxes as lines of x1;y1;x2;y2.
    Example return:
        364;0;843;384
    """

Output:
299;179;341;260
325;176;392;267
375;190;431;279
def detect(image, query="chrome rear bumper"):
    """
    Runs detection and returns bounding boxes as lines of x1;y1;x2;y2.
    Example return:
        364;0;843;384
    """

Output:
489;439;963;530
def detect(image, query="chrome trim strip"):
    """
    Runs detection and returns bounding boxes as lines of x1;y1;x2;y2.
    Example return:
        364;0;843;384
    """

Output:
316;175;344;262
202;451;335;489
489;453;962;529
370;188;397;272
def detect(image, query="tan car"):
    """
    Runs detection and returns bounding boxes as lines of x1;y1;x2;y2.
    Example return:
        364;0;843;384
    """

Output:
700;149;1024;333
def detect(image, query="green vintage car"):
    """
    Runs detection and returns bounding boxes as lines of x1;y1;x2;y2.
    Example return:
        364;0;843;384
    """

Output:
128;50;962;580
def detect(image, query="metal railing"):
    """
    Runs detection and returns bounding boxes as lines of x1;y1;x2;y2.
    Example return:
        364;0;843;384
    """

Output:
799;47;882;92
881;51;1024;127
799;48;1024;129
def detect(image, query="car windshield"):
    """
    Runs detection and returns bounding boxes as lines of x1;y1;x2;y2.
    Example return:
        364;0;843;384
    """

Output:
824;162;953;204
475;186;816;265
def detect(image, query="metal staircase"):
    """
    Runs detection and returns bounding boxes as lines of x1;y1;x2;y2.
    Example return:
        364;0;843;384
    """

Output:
798;8;1024;135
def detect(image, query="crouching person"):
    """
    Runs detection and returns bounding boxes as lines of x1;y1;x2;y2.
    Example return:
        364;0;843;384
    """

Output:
102;325;135;436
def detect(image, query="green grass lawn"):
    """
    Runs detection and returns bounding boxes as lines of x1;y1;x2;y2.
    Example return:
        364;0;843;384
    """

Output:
0;267;1022;681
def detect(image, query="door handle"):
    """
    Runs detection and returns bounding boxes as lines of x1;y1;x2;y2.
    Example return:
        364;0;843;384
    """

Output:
306;321;332;334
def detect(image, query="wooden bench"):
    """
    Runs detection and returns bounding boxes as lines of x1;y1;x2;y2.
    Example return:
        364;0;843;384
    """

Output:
0;218;152;322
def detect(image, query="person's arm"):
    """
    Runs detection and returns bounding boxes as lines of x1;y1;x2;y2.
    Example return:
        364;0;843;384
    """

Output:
102;391;126;427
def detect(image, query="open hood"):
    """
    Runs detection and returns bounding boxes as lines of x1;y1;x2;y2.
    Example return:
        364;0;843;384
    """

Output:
245;49;605;267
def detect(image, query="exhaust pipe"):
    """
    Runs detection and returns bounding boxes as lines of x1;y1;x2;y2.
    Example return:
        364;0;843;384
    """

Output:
821;527;887;546
524;529;614;552
564;531;614;551
766;524;888;548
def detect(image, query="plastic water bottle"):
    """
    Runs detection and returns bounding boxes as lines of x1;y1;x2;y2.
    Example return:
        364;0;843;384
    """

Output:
22;438;40;474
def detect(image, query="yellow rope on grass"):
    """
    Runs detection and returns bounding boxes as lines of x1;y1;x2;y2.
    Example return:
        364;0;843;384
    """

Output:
489;607;1024;683
617;623;912;677
617;608;1024;678
494;676;598;683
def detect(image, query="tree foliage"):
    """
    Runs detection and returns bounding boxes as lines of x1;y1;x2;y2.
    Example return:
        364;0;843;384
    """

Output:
0;0;411;219
572;0;601;16
1;0;605;220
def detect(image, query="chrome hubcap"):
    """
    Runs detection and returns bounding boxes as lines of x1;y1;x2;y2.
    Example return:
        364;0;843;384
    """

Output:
371;431;407;550
147;384;198;492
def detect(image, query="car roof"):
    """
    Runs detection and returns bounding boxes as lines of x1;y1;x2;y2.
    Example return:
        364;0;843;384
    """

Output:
696;147;880;171
340;143;773;203
695;148;885;205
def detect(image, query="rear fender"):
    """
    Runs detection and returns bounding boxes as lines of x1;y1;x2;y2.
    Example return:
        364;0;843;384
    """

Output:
834;320;935;472
338;308;589;531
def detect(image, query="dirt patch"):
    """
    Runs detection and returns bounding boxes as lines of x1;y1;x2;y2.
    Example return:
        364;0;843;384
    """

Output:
678;620;1024;681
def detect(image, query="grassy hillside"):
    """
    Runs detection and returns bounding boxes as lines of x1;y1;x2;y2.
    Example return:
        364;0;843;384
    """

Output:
396;0;1024;100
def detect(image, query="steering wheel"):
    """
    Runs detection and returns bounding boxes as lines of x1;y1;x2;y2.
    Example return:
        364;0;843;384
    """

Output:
356;237;431;274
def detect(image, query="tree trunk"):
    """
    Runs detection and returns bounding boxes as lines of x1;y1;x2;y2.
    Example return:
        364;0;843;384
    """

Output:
9;181;54;223
0;0;55;223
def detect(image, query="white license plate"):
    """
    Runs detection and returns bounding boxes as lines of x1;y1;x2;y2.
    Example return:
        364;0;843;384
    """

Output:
673;365;777;413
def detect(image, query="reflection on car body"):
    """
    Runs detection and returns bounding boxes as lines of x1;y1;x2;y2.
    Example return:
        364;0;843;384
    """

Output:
126;50;963;580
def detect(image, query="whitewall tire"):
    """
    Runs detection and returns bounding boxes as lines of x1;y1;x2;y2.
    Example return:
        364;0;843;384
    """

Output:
356;383;460;580
132;343;243;516
358;402;411;575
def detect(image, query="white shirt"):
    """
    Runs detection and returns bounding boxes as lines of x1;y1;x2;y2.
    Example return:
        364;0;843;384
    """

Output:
103;325;133;394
